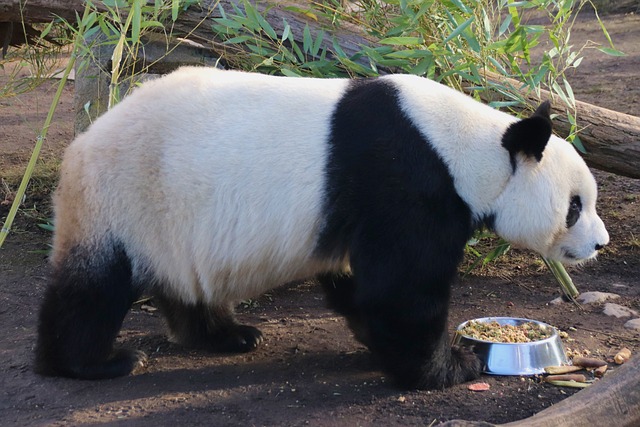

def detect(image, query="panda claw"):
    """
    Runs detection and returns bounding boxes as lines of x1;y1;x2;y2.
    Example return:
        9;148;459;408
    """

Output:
233;325;264;352
208;324;263;353
130;350;149;374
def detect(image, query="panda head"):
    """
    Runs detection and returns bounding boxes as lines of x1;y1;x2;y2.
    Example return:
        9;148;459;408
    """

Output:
492;101;609;265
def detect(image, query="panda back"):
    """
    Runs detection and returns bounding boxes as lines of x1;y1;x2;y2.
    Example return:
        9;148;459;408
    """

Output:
55;68;350;303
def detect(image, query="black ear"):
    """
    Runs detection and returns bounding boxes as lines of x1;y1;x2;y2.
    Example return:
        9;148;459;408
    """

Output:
502;101;553;171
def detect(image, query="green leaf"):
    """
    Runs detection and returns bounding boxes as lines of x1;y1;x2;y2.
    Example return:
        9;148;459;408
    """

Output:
131;0;143;42
410;56;435;77
39;21;55;39
311;30;324;57
255;9;277;39
498;14;512;36
38;223;55;232
379;36;422;46
172;0;180;21
551;80;570;107
488;100;521;108
281;21;290;43
102;0;128;7
563;78;575;107
332;37;347;58
225;35;253;44
280;68;301;77
303;24;312;53
140;20;164;30
214;18;244;30
386;49;432;59
450;0;471;14
444;16;474;44
571;135;586;154
597;47;626;57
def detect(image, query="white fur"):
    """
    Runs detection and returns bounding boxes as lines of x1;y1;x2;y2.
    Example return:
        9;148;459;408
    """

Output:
54;68;608;308
389;74;608;264
55;68;350;304
493;135;609;263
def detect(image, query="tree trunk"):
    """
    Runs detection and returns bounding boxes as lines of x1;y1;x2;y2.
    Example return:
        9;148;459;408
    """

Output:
1;0;639;178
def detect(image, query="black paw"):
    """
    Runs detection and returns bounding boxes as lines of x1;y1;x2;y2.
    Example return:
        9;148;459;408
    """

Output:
391;345;482;390
449;345;482;383
59;348;148;380
209;324;264;353
345;316;372;349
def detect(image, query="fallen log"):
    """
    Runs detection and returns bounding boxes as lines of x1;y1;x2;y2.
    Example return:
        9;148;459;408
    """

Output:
1;0;639;178
440;355;640;427
471;72;640;179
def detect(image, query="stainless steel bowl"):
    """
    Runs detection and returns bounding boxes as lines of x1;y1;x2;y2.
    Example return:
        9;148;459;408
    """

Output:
452;317;568;376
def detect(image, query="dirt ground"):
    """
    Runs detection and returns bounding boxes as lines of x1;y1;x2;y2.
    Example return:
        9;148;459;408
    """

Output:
1;10;639;427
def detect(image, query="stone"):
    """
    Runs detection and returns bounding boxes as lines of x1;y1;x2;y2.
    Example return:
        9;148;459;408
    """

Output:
549;297;564;305
603;303;638;318
624;318;640;331
576;291;620;304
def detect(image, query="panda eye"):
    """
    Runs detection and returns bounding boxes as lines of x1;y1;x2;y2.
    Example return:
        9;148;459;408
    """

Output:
566;195;582;228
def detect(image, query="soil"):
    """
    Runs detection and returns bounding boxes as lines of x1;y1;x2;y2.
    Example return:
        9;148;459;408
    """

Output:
1;10;639;427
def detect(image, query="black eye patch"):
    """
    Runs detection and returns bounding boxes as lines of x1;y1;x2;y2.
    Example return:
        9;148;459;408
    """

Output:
566;195;582;228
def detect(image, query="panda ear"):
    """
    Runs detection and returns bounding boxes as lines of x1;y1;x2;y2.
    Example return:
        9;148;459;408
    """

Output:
502;101;553;170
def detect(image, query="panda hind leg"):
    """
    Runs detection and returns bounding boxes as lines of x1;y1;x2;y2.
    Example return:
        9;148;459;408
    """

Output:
154;295;263;353
317;273;371;349
35;242;146;379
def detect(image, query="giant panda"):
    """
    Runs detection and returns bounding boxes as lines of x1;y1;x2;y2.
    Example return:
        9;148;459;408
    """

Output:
34;67;609;389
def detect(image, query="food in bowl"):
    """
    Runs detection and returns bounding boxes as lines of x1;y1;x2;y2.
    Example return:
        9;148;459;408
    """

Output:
459;319;552;343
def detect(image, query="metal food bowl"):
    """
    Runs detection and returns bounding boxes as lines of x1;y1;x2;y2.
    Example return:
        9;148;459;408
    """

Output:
452;317;568;376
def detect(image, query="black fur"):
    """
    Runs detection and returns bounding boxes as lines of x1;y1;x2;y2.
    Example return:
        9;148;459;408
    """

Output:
317;79;481;389
318;273;371;348
153;294;263;352
502;101;553;172
35;239;264;379
34;241;145;379
566;195;582;228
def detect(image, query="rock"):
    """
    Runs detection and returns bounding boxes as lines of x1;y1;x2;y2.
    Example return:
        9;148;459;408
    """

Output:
577;291;620;304
603;303;638;318
550;297;564;305
624;318;640;331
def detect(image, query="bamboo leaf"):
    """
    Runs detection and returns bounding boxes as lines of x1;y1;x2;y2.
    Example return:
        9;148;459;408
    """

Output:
255;9;277;39
311;31;324;57
131;0;142;43
281;21;290;43
303;24;312;53
444;16;474;44
379;36;422;46
597;47;626;57
172;0;180;21
280;68;301;77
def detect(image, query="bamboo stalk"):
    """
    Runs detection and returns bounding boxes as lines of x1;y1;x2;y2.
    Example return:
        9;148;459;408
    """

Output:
0;4;91;248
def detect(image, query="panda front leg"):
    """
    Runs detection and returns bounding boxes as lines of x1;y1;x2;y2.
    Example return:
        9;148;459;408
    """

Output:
154;294;263;353
35;243;147;379
348;241;481;390
361;295;481;390
317;273;371;348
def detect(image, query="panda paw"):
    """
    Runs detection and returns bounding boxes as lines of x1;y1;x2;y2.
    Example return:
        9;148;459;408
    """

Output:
397;345;481;390
448;345;482;383
57;348;148;380
129;349;149;374
209;324;264;353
